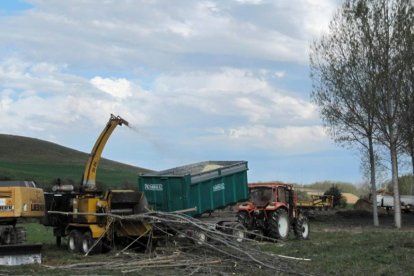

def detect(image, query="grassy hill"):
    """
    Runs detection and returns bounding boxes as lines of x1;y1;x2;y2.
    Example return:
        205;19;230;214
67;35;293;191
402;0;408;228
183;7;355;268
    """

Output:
0;134;152;190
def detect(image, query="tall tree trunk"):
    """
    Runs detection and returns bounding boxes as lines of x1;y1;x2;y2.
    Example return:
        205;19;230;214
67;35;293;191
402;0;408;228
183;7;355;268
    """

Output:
368;136;379;226
410;144;414;195
390;140;401;228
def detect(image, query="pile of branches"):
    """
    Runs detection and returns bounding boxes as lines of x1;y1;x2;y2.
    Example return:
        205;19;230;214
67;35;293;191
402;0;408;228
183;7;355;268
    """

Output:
45;211;310;275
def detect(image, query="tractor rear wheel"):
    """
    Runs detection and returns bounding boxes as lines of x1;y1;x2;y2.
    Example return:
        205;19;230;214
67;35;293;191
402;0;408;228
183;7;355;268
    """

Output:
294;215;310;240
268;209;290;240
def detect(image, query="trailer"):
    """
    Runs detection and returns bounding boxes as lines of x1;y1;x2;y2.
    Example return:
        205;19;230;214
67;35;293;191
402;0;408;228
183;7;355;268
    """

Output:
138;161;249;217
138;161;249;242
377;194;414;212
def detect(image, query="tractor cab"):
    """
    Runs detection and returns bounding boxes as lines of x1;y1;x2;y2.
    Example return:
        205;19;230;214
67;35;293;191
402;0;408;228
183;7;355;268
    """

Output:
247;183;295;210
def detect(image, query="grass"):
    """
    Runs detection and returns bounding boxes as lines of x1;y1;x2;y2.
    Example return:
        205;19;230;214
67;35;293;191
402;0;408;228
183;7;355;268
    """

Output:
0;161;141;189
263;223;414;275
2;212;413;275
0;134;152;189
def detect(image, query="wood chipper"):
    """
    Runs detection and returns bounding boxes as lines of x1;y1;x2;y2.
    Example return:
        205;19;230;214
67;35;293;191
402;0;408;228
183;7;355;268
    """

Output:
42;114;152;254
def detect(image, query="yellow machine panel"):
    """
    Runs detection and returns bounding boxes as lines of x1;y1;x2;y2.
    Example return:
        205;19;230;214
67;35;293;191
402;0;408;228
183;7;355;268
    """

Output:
76;197;100;223
0;186;45;219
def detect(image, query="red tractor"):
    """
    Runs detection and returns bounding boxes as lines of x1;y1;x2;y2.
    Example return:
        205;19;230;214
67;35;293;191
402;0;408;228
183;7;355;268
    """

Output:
237;182;309;240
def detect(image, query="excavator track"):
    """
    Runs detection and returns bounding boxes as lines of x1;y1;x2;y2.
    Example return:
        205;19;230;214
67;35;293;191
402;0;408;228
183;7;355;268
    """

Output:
0;224;41;265
0;226;26;245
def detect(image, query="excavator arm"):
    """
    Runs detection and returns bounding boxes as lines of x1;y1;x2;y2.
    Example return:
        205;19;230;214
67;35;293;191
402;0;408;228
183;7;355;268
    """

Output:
81;114;129;191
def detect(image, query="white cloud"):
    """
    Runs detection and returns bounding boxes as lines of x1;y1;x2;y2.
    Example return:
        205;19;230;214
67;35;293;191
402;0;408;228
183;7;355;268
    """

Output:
0;58;322;154
90;77;133;98
151;68;318;126
274;71;285;78
0;58;88;95
219;125;330;154
0;1;339;69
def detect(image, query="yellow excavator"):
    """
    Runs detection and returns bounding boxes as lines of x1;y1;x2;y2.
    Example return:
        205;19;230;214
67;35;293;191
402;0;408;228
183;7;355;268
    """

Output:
0;180;45;265
43;114;151;254
0;180;45;245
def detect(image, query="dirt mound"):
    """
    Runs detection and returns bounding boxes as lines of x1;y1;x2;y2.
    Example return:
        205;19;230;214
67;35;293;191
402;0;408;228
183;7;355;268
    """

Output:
354;199;372;211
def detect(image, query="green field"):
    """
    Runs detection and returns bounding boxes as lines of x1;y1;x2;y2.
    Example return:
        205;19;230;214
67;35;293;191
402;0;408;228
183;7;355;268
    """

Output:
0;161;142;190
0;211;411;275
0;134;152;189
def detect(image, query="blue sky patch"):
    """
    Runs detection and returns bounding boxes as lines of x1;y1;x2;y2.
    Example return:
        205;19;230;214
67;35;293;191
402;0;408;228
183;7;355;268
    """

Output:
0;0;32;16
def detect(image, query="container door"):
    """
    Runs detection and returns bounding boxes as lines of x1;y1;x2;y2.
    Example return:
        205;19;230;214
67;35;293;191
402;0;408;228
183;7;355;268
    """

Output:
165;177;187;212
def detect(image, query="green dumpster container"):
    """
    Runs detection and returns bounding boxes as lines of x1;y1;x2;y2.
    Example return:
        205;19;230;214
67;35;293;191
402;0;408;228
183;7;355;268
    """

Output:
138;161;248;217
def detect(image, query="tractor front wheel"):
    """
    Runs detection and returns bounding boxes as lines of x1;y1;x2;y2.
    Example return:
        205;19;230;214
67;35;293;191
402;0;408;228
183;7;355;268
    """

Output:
232;223;247;242
268;209;290;240
294;215;310;240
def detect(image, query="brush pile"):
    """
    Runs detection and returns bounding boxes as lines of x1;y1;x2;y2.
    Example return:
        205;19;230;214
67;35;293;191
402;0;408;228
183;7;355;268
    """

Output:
45;211;310;275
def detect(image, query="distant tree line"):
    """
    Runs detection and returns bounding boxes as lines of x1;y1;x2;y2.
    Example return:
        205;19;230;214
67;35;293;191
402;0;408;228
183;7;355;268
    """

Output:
307;181;359;195
310;0;413;228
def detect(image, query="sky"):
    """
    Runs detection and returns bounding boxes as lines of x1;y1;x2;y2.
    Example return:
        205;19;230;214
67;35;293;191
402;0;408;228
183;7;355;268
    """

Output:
0;0;364;185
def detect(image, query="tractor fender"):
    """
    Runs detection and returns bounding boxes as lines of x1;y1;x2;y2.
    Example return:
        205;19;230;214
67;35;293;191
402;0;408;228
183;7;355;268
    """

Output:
238;202;255;212
265;202;288;211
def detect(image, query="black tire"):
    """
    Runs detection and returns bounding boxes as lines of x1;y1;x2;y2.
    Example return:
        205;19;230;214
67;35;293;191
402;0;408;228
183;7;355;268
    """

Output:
101;240;112;253
232;223;247;242
67;230;81;253
56;236;62;247
236;211;252;229
81;232;102;255
294;216;310;240
268;209;290;240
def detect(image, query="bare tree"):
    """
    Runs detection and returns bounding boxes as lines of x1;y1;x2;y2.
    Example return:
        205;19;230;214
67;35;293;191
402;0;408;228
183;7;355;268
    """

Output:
371;0;413;228
310;0;381;226
397;1;414;195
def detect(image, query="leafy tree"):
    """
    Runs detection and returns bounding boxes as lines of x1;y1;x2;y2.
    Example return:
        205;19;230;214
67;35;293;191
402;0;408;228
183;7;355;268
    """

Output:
310;0;380;225
340;197;348;208
310;0;412;228
308;181;359;195
368;0;412;228
296;190;311;201
324;186;343;208
385;174;414;195
397;1;414;195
